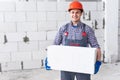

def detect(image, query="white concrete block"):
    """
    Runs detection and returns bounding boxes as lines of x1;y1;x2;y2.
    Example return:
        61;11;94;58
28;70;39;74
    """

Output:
37;12;46;21
37;2;56;11
38;21;57;31
105;0;119;63
11;52;32;61
1;61;21;71
38;40;53;59
39;48;47;59
97;37;104;48
47;31;57;40
0;13;3;22
57;2;69;11
119;29;120;35
96;19;104;29
119;37;120;47
23;60;41;69
95;29;104;38
6;32;26;42
0;23;16;32
0;2;15;11
0;0;16;1
47;45;97;74
0;33;4;44
57;21;69;30
16;2;36;11
82;11;91;20
37;2;46;12
65;12;71;21
18;41;39;52
0;52;11;62
26;12;46;21
31;50;47;63
83;2;97;11
0;42;18;52
91;11;104;20
82;20;92;27
27;32;46;41
46;2;57;11
56;12;66;21
17;22;37;32
99;44;104;55
119;1;120;9
32;51;41;60
119;11;120;19
5;12;26;22
47;12;57;21
97;2;104;11
39;40;53;50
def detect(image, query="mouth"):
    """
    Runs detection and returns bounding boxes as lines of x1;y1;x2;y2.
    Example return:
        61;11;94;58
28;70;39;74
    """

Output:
72;17;77;19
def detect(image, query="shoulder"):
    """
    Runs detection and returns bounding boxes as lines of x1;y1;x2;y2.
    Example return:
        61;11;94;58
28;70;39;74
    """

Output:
82;22;94;33
81;22;92;29
59;22;70;32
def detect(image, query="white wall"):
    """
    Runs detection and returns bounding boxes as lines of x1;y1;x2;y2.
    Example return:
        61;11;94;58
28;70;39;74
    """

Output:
0;0;104;71
118;0;120;61
105;0;119;62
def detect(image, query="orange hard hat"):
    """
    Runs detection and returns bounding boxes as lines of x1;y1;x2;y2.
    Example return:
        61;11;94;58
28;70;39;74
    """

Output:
68;1;83;12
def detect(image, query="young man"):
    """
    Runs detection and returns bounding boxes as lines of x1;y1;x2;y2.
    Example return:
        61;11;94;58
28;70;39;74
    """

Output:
53;1;101;80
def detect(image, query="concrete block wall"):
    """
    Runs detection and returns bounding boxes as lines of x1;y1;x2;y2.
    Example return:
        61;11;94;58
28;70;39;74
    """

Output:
105;0;119;62
0;0;104;71
82;1;105;54
118;0;120;61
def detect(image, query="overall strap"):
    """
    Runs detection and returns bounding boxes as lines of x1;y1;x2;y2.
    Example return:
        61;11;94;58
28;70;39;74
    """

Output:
63;24;69;40
64;23;69;32
82;23;86;32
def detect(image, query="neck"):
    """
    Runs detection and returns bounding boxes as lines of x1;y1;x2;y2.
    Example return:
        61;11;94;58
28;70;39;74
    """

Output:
72;21;80;26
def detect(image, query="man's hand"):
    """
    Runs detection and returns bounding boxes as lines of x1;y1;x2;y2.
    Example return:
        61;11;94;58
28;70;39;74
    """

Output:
94;61;102;74
45;57;51;70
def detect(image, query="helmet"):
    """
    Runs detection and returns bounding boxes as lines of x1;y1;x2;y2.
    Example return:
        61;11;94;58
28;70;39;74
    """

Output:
68;1;83;12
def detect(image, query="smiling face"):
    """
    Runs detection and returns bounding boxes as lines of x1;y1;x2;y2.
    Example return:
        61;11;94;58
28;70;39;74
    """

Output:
69;9;83;25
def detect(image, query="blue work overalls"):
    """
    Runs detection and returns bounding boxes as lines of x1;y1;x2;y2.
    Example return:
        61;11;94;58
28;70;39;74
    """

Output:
61;24;90;80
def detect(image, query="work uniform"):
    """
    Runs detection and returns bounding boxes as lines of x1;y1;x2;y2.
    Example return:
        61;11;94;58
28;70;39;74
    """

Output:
53;21;100;80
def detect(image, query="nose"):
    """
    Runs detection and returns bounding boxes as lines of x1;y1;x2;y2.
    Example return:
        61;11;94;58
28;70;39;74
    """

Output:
72;13;77;17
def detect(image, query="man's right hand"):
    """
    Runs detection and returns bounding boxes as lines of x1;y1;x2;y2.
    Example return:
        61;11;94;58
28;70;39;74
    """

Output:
45;57;51;70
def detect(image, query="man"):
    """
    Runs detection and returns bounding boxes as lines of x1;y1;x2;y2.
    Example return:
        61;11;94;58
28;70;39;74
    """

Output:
52;1;101;80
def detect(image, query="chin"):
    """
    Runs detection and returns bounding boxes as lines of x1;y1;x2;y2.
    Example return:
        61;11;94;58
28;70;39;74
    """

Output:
72;20;79;22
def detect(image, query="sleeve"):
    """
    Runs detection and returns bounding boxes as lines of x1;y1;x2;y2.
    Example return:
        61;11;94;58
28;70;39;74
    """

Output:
87;26;100;48
53;27;63;45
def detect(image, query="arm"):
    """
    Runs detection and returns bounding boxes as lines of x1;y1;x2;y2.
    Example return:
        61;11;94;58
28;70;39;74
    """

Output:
86;26;101;61
45;27;63;70
53;27;64;45
86;26;102;74
96;48;101;61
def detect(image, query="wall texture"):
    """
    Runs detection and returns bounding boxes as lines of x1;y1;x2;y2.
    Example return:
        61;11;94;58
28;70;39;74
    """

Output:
0;0;104;71
119;0;120;61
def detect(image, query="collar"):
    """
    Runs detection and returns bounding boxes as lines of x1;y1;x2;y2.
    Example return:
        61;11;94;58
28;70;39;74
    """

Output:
70;21;82;28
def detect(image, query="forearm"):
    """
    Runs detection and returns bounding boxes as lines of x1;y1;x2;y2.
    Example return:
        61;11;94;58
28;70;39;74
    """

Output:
96;48;101;61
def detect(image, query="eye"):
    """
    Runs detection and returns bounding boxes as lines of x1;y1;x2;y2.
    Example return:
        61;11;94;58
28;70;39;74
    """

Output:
71;11;74;14
76;11;81;14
